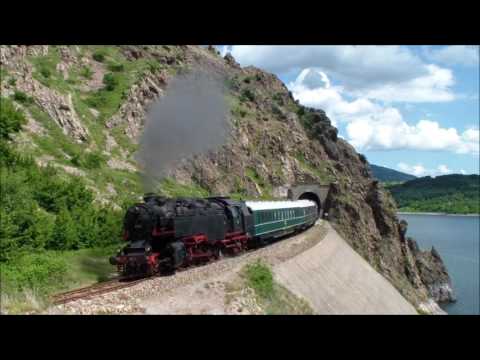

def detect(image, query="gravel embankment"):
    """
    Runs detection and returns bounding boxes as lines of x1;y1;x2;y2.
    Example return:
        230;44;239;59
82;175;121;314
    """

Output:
47;221;327;315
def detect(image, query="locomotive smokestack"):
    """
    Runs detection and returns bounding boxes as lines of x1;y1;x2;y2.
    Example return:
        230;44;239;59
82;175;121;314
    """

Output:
137;70;230;192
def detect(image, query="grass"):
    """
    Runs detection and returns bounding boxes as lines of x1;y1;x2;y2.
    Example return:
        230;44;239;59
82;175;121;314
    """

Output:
27;103;85;162
29;48;74;93
157;177;210;198
295;153;333;184
1;246;119;314
245;167;274;199
240;260;314;315
12;90;34;104
416;308;431;315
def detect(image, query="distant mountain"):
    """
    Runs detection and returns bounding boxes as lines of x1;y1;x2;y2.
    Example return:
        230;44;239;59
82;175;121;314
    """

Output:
388;174;480;214
370;164;417;182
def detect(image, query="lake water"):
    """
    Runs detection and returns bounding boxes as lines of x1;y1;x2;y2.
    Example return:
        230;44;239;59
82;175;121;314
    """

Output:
398;213;479;315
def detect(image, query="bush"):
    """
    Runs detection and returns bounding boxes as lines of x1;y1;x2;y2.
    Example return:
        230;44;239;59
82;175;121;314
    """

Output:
244;261;274;299
48;207;79;250
108;63;124;72
2;252;69;294
296;106;305;117
85;91;109;109
8;78;16;86
240;89;255;102
103;73;118;91
271;104;283;118
1;146;122;258
12;90;32;104
272;92;284;105
80;66;93;79
40;67;51;78
0;97;27;140
70;152;104;169
83;152;105;169
92;52;105;62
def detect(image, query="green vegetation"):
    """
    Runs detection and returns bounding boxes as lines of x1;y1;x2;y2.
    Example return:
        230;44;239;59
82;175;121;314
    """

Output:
245;167;273;199
241;260;314;315
79;66;93;79
70;151;106;169
1;246;117;313
102;73;118;91
295;152;333;183
240;89;255;102
12;90;33;105
157;177;210;198
29;50;65;90
0;97;27;139
297;109;316;131
416;308;431;315
388;174;479;214
27;103;86;161
0;100;126;313
272;92;284;105
244;260;274;298
92;52;105;62
108;63;125;72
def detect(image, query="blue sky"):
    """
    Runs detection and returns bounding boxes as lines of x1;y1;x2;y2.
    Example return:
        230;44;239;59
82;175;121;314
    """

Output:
218;46;479;177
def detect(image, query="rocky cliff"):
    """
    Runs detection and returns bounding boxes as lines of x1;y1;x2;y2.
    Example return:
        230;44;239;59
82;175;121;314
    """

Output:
0;45;455;312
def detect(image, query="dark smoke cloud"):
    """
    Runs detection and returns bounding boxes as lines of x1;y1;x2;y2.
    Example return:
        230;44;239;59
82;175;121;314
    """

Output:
137;71;230;191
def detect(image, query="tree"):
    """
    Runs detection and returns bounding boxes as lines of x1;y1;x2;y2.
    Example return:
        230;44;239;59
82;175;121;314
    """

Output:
49;208;79;250
0;97;26;140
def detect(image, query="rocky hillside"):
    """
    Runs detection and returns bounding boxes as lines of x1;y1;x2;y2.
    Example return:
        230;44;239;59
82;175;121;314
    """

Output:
0;45;455;312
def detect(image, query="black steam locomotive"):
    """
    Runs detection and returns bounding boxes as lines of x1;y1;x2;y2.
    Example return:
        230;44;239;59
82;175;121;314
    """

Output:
110;194;253;276
110;193;318;277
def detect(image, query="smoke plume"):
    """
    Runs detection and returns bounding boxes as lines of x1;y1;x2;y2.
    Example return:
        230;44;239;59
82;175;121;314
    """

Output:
137;71;230;191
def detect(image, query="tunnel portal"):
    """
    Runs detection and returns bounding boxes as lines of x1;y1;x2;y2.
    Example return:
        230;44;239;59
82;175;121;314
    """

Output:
288;184;330;218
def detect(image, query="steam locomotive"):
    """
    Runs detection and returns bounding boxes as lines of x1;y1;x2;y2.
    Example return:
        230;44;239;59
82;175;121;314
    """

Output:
109;194;318;277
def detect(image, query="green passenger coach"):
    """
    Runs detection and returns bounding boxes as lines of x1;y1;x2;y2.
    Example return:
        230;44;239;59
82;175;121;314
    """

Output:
245;200;318;241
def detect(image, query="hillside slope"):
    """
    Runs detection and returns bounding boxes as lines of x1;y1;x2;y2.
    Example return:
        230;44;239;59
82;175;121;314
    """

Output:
388;174;480;214
0;45;455;311
370;164;416;182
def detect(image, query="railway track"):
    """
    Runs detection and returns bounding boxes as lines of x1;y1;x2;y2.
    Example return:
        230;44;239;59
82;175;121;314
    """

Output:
51;227;314;306
52;277;149;305
51;251;252;306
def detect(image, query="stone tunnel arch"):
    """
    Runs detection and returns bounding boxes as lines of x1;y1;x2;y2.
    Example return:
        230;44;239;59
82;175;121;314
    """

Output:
288;184;330;218
298;192;321;216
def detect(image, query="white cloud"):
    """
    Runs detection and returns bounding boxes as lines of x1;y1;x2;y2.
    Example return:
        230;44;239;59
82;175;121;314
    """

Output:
355;64;455;103
398;162;428;177
219;45;232;57
397;163;464;177
228;45;456;103
437;164;451;175
288;69;379;126
423;46;480;67
347;118;479;155
288;69;479;155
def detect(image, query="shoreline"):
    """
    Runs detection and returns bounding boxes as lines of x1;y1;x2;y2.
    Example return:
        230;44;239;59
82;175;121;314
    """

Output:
397;211;479;217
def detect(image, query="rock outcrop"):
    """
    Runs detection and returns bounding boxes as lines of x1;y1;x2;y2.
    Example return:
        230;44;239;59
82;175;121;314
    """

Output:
1;45;89;142
0;45;455;313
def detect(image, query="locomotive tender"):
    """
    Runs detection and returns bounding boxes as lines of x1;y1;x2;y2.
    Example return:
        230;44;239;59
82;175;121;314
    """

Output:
110;194;317;276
